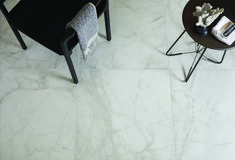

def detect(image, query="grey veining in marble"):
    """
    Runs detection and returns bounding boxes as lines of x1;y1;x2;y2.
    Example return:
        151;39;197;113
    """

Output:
1;0;235;160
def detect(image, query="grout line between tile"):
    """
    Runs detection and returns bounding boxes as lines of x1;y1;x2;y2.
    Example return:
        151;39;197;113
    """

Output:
169;72;177;160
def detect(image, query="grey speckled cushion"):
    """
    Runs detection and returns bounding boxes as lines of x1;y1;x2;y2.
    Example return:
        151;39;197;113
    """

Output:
66;3;98;60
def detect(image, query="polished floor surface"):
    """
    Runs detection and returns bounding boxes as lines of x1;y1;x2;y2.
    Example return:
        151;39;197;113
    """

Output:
1;0;235;159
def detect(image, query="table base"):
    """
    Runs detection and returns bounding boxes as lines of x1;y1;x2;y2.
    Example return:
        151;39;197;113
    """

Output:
166;31;227;82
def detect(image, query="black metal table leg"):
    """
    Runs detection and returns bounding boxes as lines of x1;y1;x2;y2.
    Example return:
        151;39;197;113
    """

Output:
166;30;186;56
185;47;207;82
203;50;227;64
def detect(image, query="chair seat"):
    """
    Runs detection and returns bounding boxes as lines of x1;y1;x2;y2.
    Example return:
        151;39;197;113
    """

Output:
9;0;102;55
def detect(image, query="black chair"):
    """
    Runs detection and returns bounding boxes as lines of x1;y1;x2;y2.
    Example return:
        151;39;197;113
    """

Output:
0;0;111;84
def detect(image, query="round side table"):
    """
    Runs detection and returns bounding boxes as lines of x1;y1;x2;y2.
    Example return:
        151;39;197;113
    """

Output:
166;0;235;82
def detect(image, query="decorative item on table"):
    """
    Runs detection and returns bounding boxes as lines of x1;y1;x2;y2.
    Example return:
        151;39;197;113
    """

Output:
193;3;224;36
211;16;235;45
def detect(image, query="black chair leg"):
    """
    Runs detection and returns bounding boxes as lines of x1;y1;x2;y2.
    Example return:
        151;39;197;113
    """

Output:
63;53;79;84
10;24;27;50
0;3;27;50
104;2;111;41
60;39;78;84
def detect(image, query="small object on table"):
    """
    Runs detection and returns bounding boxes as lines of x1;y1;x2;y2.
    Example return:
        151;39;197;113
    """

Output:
212;16;235;45
193;3;224;35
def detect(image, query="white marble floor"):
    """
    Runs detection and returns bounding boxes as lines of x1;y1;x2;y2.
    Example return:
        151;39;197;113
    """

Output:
1;0;235;160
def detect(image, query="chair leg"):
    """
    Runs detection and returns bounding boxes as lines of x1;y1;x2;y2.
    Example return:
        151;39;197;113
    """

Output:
9;24;27;50
0;4;27;50
63;53;79;84
104;3;111;41
60;32;78;84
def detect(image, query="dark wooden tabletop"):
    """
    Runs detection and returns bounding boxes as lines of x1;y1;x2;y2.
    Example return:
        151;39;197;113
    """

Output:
183;0;235;50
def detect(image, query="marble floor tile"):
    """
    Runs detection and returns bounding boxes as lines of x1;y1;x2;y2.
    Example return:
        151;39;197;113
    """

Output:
170;71;235;160
0;69;77;160
75;70;174;160
1;0;235;159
